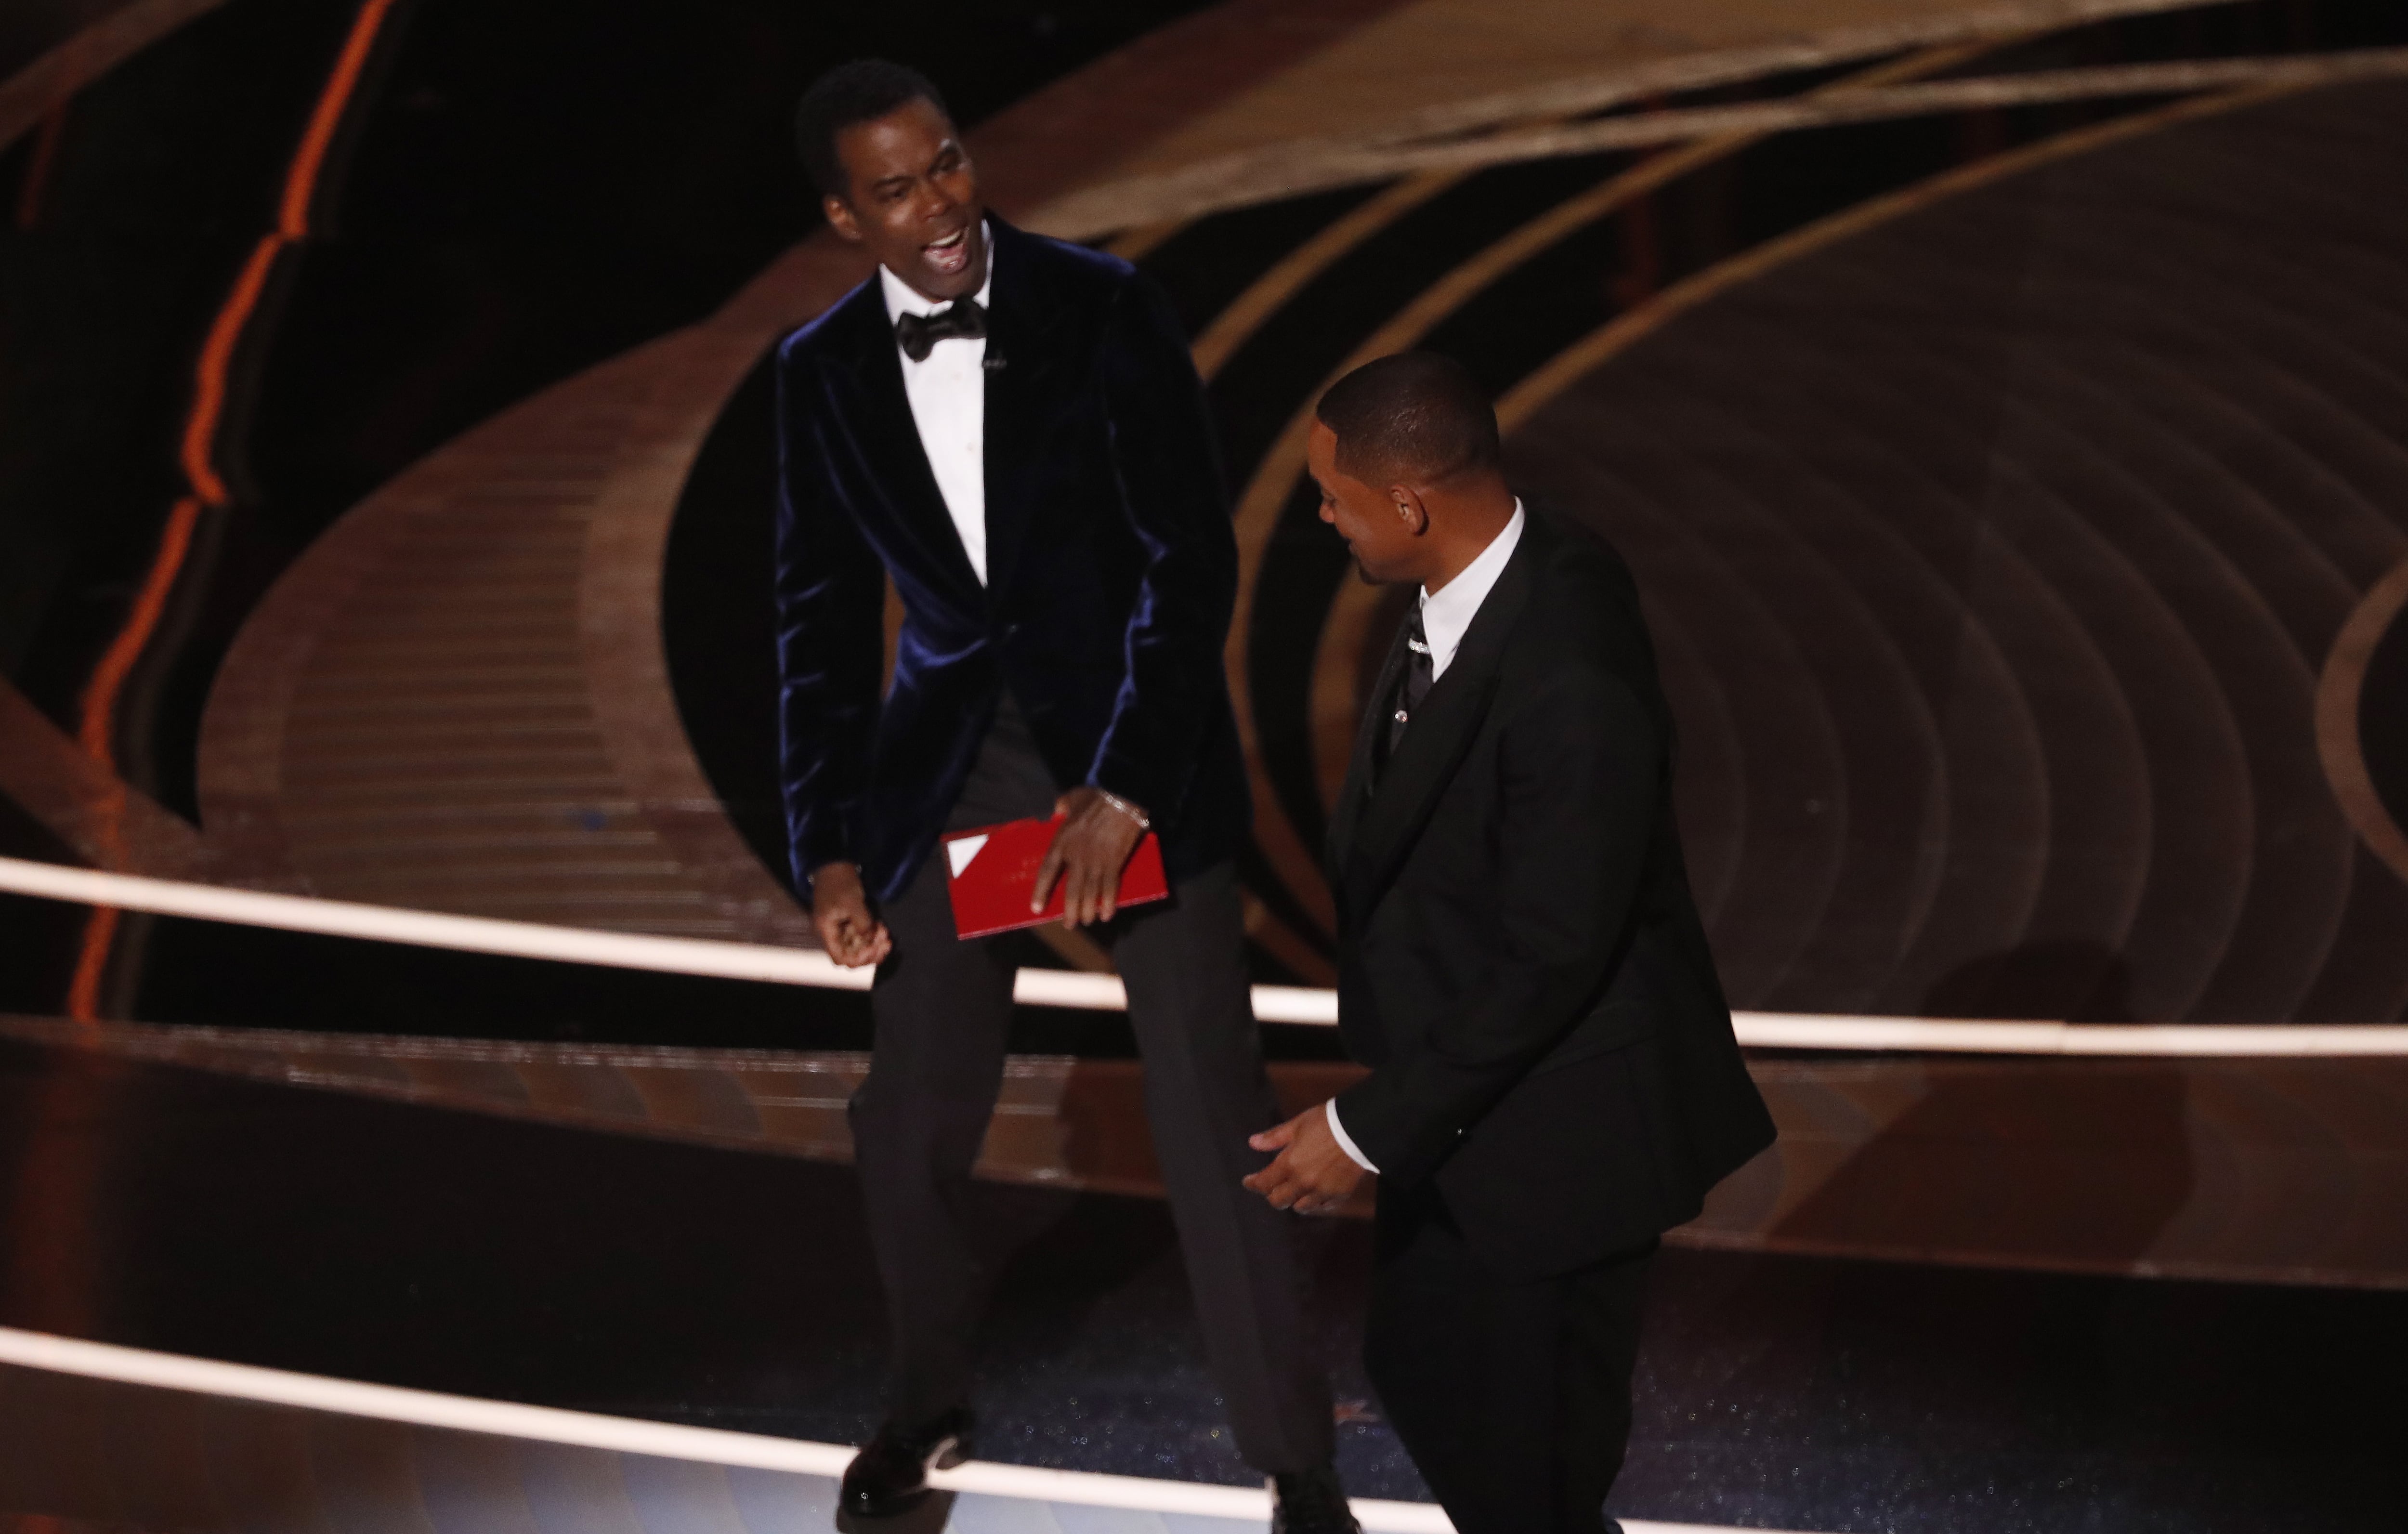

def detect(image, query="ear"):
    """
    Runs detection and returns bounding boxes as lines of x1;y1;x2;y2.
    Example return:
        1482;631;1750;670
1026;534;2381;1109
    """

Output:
824;194;863;244
1390;484;1431;536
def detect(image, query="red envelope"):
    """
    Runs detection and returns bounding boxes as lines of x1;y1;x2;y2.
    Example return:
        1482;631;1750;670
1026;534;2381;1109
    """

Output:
941;814;1168;939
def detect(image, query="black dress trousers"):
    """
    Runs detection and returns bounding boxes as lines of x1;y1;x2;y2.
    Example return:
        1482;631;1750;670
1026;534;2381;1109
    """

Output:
1365;1179;1655;1534
848;698;1335;1473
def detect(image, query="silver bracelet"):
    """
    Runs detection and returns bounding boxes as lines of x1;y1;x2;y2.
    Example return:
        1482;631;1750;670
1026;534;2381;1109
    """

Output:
1095;789;1151;831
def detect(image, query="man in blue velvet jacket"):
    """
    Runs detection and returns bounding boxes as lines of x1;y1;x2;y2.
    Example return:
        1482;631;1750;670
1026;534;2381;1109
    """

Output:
772;62;1355;1533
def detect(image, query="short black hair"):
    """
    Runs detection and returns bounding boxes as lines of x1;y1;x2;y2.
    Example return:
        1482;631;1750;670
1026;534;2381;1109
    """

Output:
1314;352;1503;485
794;59;950;198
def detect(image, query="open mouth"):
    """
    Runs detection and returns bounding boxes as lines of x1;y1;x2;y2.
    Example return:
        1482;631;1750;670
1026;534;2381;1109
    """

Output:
923;226;972;277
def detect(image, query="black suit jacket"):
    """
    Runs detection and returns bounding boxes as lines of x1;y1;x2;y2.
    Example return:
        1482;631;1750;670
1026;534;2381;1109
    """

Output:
1330;509;1775;1278
772;218;1248;903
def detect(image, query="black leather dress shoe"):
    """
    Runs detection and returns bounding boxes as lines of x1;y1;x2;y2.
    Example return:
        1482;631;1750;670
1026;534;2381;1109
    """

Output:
1270;1464;1361;1534
838;1406;974;1520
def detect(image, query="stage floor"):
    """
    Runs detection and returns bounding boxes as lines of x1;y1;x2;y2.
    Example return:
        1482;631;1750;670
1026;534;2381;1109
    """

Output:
4;1036;2403;1532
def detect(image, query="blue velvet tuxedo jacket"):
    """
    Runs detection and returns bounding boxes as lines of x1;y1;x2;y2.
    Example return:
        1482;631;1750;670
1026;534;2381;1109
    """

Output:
771;218;1248;904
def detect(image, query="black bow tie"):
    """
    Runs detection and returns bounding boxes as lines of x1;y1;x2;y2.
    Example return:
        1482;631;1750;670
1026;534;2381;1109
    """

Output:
894;297;987;362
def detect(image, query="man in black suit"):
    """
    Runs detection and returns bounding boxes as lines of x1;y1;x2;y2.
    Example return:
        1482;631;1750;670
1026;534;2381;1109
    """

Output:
1245;354;1776;1534
773;61;1355;1531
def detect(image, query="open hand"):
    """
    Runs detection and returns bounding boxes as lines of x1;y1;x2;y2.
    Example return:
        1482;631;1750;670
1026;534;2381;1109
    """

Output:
809;861;892;968
1031;786;1146;927
1243;1102;1367;1216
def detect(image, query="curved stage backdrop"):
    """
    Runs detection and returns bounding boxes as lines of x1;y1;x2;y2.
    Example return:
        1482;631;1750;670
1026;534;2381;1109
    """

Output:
3;0;2408;1530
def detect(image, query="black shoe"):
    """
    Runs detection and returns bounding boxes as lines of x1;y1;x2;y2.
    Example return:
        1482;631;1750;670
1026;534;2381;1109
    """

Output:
839;1406;974;1520
1270;1464;1361;1534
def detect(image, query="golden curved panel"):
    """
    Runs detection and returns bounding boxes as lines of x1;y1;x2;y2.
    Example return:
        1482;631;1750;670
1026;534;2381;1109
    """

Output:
0;0;229;153
14;1013;2408;1286
1485;73;2408;1019
0;680;206;879
2315;559;2408;884
1207;43;1999;938
1189;172;1467;383
1492;80;2330;433
1033;0;2226;236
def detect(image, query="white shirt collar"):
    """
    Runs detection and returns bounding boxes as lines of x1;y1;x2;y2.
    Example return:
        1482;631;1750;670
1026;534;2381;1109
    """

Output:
1418;499;1525;682
878;220;994;323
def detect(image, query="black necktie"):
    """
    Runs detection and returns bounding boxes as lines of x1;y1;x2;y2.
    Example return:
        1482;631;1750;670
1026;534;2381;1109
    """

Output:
1378;607;1435;774
894;297;987;362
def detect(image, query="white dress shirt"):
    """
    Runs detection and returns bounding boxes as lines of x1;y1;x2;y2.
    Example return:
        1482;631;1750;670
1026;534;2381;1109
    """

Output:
880;233;993;584
1327;499;1527;1175
1417;499;1524;682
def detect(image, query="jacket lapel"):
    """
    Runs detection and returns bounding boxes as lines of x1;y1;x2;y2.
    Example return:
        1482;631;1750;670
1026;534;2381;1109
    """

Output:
1341;519;1545;920
1327;618;1409;882
826;278;985;602
978;218;1067;599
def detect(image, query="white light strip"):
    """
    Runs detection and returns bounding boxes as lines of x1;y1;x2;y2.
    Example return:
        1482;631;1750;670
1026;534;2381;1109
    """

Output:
1010;964;1339;1024
0;1326;1780;1533
4;855;2403;1054
0;854;870;988
1728;1013;2408;1055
